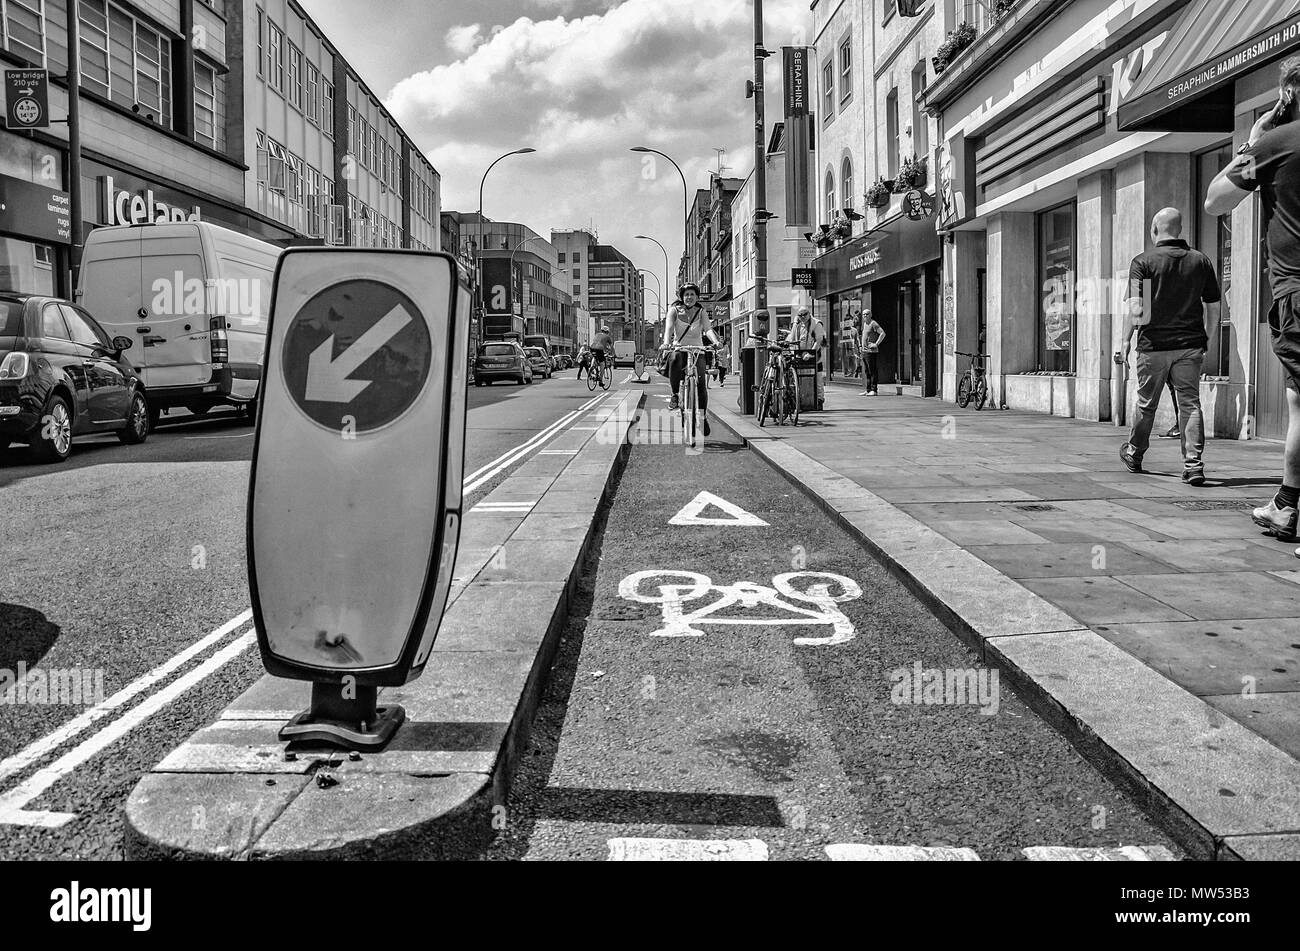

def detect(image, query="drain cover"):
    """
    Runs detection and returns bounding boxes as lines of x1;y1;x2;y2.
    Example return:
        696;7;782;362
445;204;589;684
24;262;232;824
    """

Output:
1171;500;1253;512
1012;504;1061;513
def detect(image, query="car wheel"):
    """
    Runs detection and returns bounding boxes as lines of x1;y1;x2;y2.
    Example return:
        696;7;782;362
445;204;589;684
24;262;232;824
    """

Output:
118;391;150;445
32;395;73;463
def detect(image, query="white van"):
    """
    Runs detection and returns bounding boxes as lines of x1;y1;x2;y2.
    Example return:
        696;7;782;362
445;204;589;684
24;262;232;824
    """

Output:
77;222;281;424
613;340;637;368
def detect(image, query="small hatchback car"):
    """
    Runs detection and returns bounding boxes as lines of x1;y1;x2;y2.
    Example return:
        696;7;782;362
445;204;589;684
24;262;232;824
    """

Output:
0;294;150;462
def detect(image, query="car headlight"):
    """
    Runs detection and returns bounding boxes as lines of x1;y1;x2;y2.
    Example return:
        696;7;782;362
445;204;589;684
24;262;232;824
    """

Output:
0;352;30;380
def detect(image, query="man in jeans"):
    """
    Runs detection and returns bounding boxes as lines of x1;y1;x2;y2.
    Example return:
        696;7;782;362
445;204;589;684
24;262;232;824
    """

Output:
1207;57;1300;545
1119;207;1221;485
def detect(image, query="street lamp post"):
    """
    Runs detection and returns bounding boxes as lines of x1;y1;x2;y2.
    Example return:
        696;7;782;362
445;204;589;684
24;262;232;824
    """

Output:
638;268;663;353
635;234;671;358
630;146;690;265
753;2;771;329
510;234;547;337
476;148;536;341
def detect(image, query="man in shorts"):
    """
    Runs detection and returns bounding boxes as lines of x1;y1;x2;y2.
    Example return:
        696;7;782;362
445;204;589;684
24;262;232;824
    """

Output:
1207;56;1300;543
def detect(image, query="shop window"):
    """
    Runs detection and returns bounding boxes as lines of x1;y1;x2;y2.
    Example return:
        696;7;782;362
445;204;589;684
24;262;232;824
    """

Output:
1197;144;1234;378
1037;202;1077;373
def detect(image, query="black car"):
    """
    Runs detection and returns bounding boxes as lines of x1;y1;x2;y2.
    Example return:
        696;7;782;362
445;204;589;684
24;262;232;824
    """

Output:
0;294;150;462
474;341;533;386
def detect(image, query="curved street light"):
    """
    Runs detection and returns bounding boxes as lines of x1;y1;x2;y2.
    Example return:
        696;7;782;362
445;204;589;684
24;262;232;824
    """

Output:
630;146;689;240
476;148;537;339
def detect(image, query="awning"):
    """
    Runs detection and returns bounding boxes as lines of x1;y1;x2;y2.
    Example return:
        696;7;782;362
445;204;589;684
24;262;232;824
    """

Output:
1119;0;1300;131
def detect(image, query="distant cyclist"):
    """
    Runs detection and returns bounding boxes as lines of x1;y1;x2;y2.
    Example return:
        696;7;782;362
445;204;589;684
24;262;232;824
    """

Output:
591;325;614;375
663;283;720;431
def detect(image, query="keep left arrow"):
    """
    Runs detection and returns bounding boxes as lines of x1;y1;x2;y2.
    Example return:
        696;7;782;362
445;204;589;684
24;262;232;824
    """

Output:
304;304;413;404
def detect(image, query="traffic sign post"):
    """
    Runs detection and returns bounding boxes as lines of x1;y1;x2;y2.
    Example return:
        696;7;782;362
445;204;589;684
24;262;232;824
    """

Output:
5;69;49;131
247;250;471;749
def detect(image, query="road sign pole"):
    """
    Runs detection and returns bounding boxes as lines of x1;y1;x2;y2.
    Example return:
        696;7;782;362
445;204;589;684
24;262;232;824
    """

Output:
66;1;84;293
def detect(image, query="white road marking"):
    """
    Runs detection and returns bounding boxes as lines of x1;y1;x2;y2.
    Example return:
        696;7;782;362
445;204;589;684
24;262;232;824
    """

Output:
669;491;769;527
0;610;253;784
0;631;256;828
826;844;981;861
608;838;769;861
539;449;579;456
1021;846;1177;861
618;571;861;646
182;432;254;441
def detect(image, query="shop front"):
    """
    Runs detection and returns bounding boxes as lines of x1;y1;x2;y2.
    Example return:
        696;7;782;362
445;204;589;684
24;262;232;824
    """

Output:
0;131;71;296
812;206;942;394
1119;0;1300;440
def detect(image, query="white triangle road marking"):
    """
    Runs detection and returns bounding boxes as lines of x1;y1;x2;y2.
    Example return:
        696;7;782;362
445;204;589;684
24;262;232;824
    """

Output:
669;491;769;527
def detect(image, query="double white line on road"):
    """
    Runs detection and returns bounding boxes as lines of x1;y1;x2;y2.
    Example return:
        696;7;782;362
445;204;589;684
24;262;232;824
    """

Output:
0;393;615;828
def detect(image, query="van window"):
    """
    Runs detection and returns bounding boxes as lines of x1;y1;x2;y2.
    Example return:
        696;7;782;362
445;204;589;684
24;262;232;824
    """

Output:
41;304;70;339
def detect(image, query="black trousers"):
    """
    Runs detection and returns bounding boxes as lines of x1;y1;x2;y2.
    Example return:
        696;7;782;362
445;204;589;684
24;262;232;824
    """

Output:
863;351;879;391
669;352;709;409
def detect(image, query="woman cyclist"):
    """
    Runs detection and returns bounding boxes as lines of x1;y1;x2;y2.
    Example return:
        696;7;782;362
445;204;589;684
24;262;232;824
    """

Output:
663;283;720;435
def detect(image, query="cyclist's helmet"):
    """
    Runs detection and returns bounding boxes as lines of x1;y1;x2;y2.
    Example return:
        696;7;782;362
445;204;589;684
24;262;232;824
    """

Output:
679;282;701;298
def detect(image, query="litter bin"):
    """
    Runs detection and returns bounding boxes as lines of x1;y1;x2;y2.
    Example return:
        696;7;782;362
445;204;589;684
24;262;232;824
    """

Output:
794;349;818;412
740;345;759;416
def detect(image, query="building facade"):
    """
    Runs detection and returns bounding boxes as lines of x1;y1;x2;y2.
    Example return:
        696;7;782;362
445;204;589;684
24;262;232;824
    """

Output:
808;0;945;391
552;229;644;343
0;0;440;305
469;217;573;354
924;0;1292;439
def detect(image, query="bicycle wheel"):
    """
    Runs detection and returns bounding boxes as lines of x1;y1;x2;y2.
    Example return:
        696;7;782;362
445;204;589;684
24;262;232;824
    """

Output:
600;362;613;390
787;371;800;427
974;376;989;411
957;374;972;408
586;364;598;392
684;374;698;445
756;381;772;428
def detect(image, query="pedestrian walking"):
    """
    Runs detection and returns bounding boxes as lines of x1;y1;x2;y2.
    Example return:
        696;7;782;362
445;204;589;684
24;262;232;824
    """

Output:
1160;380;1181;438
1207;57;1300;543
576;344;591;380
859;311;886;395
1118;207;1221;485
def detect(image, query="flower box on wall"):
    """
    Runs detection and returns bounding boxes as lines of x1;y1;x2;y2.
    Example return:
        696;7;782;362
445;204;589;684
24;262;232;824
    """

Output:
865;181;891;208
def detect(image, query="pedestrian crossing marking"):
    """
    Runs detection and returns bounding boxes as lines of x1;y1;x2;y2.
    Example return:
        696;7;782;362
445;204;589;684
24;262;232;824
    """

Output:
607;838;769;861
669;491;769;527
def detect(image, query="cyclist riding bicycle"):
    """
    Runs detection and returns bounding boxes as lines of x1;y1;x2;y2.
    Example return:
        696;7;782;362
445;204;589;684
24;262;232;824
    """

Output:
663;283;720;433
591;326;614;372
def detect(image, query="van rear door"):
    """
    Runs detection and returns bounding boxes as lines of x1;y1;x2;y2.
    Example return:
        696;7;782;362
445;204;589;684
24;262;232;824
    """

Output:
78;228;144;366
138;230;211;390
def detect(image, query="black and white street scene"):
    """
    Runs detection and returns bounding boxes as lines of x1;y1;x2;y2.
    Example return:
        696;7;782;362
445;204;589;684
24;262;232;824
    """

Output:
0;0;1295;910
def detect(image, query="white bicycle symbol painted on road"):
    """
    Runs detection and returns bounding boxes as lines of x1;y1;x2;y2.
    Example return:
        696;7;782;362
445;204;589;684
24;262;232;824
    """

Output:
617;571;862;646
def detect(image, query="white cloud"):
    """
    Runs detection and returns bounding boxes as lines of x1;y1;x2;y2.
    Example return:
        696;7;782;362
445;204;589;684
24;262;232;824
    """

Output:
388;0;807;282
445;23;484;57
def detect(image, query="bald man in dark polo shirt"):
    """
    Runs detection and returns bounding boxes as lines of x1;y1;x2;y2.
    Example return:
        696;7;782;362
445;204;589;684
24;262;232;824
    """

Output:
1119;208;1221;486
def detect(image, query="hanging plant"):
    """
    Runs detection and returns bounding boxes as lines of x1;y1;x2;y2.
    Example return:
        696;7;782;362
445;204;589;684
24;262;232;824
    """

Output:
865;179;891;208
994;0;1017;19
895;155;928;192
934;22;978;74
830;211;854;239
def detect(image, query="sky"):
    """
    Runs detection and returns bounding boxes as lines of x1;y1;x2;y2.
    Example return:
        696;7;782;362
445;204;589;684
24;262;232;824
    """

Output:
298;0;809;308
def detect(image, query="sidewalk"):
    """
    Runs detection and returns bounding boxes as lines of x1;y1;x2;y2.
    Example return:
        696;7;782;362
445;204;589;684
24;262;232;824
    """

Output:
710;386;1300;860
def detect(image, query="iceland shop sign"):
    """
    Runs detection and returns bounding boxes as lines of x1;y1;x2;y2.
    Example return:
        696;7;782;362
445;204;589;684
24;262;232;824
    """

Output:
101;175;202;226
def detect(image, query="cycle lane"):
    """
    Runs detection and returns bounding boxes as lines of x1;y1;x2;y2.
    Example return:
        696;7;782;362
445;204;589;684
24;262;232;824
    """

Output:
486;409;1182;860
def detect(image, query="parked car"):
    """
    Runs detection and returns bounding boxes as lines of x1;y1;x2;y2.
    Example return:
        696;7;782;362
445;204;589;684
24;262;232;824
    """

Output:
474;341;533;386
0;293;150;462
78;221;280;427
524;347;552;379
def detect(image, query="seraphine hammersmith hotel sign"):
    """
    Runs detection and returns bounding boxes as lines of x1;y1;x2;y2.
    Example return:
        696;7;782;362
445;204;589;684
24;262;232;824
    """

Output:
1164;15;1300;106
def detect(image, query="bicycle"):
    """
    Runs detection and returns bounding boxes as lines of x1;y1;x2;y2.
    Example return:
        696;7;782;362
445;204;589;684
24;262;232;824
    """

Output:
956;351;990;410
669;344;711;447
750;334;800;428
586;351;613;392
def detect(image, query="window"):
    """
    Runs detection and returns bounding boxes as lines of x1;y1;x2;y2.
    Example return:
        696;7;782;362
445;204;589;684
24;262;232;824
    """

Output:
841;158;853;217
886;89;900;181
305;61;320;124
558;252;566;264
1037;202;1077;373
79;0;111;97
824;170;835;224
41;304;69;340
62;306;106;347
267;20;284;91
322;80;334;136
288;43;303;110
4;0;46;65
306;164;322;236
839;37;852;104
913;64;930;160
822;58;834;119
255;6;263;77
194;62;217;147
572;252;581;263
572;268;581;280
133;20;169;122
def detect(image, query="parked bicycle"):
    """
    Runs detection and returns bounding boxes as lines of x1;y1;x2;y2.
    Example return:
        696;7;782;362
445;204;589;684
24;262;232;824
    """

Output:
956;350;990;410
669;344;711;447
750;334;800;428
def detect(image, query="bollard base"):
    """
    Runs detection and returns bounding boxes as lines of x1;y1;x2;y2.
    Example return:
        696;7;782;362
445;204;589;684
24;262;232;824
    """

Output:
279;682;406;750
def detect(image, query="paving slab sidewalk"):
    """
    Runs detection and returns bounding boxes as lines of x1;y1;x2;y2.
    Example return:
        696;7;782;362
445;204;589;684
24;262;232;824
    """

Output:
710;385;1300;860
124;390;643;860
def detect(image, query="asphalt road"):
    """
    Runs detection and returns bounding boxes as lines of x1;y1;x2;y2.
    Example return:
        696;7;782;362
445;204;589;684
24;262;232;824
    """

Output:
0;373;601;859
485;375;1183;861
